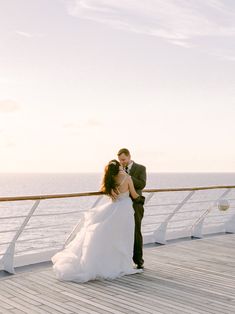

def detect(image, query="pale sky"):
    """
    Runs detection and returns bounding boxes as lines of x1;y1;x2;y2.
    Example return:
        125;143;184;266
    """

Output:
0;0;235;173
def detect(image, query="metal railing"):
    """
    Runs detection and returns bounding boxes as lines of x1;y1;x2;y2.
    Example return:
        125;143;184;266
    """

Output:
0;185;235;274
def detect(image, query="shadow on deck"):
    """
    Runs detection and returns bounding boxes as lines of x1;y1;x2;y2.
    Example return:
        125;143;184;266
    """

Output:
0;234;235;314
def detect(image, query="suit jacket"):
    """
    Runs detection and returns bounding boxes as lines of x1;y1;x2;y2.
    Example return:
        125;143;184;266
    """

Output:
129;162;146;196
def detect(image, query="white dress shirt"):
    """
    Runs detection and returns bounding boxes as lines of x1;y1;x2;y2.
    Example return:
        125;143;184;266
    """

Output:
125;161;134;174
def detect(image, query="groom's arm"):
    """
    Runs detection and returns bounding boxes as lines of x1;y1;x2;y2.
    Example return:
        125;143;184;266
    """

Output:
131;166;146;191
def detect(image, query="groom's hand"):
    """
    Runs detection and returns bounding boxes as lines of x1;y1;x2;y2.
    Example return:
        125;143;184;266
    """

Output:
133;195;145;205
110;189;119;200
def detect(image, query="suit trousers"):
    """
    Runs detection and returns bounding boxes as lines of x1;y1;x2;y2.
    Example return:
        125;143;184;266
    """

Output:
132;202;144;265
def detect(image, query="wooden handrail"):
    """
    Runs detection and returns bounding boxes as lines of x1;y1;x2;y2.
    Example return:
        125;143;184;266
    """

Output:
0;191;102;202
0;185;235;202
144;185;235;192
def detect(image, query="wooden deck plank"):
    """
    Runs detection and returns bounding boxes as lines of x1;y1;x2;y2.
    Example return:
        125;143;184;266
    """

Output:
0;233;235;314
0;307;14;313
10;310;32;314
0;295;43;314
37;272;184;314
66;279;194;314
114;272;233;314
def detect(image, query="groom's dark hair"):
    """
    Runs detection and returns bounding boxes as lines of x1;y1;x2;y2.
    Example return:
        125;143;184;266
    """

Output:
117;148;130;156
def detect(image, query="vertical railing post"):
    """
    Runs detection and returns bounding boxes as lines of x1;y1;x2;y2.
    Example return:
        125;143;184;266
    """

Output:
90;195;104;208
191;189;231;238
153;191;195;244
2;199;40;274
144;192;155;205
225;213;235;233
63;195;104;247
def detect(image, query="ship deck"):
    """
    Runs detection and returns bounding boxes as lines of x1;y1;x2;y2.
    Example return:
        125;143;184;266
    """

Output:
0;233;235;314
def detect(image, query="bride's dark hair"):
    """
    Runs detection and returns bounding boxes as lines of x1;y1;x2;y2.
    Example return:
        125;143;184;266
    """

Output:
101;159;120;196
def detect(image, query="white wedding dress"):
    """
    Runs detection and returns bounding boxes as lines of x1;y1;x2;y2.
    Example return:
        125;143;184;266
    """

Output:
51;184;143;283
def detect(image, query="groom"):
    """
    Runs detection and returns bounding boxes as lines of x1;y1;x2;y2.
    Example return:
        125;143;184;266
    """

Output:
117;148;146;269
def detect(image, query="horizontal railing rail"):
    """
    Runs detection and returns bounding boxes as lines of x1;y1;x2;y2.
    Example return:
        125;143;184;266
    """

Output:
0;191;102;202
0;185;235;275
1;185;235;202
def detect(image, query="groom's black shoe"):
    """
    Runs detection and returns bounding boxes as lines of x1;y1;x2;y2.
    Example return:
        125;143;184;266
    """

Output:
136;263;144;269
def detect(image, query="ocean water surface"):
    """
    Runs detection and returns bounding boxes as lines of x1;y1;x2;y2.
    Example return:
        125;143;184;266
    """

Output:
0;172;234;256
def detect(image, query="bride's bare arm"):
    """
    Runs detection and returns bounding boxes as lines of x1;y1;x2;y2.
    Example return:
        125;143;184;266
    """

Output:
127;176;139;199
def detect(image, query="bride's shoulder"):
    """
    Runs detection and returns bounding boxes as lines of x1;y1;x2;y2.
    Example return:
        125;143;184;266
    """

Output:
116;172;129;185
122;173;131;183
118;170;127;177
120;171;130;179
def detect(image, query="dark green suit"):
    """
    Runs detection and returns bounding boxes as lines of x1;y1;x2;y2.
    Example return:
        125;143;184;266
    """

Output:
129;162;146;266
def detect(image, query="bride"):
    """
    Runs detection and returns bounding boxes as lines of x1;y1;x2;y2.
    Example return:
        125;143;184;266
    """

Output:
51;159;144;283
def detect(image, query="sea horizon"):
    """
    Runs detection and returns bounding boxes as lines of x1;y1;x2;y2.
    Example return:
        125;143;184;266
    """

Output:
0;172;235;198
1;171;235;174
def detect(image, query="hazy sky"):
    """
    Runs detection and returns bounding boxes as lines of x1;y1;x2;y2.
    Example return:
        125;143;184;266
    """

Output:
0;0;235;173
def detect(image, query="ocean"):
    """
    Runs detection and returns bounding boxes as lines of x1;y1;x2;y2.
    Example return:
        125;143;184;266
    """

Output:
1;172;235;197
0;172;234;256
